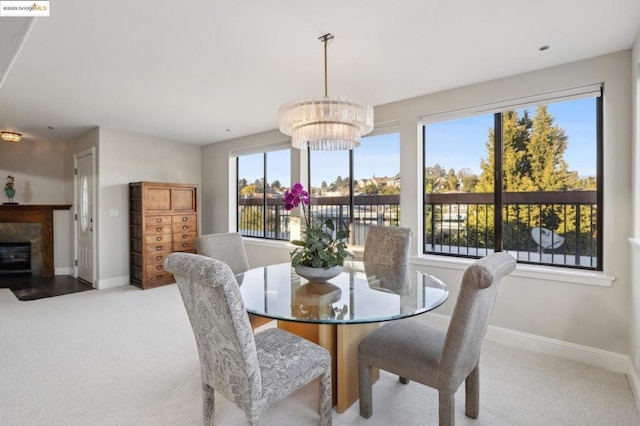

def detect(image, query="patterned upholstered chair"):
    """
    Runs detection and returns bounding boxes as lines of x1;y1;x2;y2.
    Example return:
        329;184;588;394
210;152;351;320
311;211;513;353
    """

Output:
165;252;332;426
195;232;272;329
358;252;516;426
362;225;412;265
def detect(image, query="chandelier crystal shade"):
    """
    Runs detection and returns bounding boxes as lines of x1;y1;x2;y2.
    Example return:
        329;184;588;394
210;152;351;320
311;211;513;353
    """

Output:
279;34;374;151
1;131;21;142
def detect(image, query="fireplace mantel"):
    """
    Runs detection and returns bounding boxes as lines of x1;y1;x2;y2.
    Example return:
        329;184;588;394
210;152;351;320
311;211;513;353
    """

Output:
0;204;72;276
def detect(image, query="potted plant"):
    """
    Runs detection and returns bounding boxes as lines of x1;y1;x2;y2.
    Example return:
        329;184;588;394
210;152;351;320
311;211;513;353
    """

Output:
284;182;351;281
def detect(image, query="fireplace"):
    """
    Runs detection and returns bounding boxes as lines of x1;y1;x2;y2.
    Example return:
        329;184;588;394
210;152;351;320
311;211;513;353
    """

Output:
0;204;72;277
0;242;31;274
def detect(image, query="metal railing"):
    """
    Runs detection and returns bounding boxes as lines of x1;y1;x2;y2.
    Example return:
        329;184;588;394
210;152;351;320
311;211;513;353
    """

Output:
238;195;400;244
424;191;599;270
238;191;598;270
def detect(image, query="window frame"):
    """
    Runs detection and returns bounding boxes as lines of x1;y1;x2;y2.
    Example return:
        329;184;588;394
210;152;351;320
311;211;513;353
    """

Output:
235;147;292;241
307;123;401;246
421;86;603;271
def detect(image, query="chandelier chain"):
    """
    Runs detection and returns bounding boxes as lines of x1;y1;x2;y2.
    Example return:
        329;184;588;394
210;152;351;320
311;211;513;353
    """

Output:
319;33;334;97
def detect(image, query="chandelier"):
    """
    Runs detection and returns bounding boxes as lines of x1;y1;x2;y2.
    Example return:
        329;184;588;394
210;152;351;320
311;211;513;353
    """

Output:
1;131;21;143
279;33;374;151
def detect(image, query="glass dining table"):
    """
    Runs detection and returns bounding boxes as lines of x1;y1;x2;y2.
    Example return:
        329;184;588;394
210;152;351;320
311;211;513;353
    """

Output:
236;260;449;413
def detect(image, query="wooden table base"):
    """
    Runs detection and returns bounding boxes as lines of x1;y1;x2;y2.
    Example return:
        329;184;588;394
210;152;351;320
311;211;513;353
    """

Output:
278;321;379;413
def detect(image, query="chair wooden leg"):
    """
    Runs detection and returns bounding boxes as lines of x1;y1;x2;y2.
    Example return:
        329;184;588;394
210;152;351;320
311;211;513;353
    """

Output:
202;383;215;426
320;367;333;426
465;364;480;419
438;389;455;426
358;360;373;418
399;377;410;384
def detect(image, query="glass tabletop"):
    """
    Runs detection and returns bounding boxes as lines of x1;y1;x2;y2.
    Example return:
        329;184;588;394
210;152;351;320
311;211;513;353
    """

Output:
236;261;449;325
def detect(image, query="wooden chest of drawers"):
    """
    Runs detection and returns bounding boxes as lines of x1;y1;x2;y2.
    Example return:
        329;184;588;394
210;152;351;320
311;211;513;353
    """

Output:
129;182;199;289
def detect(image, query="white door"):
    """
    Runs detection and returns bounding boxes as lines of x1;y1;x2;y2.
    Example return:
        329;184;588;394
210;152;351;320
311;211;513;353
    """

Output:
75;150;95;285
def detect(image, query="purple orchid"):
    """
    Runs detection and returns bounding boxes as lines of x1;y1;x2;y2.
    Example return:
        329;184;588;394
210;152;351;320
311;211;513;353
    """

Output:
283;182;311;211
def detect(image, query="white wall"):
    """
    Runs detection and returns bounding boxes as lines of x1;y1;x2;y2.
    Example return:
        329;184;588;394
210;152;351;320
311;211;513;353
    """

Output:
96;127;202;288
0;137;73;271
202;51;633;356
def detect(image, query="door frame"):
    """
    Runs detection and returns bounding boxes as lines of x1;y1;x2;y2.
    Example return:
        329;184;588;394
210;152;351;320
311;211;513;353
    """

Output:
73;147;97;287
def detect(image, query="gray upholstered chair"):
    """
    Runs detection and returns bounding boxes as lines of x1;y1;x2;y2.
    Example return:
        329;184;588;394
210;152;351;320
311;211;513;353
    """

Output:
195;232;250;275
358;252;516;426
165;252;332;426
362;225;412;265
195;232;272;329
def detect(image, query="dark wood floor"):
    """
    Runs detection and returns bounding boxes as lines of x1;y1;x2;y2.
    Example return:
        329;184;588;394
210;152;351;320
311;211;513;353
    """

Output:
0;274;94;301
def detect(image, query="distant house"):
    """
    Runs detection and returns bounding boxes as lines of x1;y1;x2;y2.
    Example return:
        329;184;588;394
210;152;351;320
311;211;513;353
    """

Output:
356;173;400;193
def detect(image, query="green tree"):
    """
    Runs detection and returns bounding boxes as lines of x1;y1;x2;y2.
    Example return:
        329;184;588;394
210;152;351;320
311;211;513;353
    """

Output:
253;178;264;193
445;168;458;191
380;186;400;195
457;168;479;192
424;163;447;193
528;106;570;191
363;183;378;195
472;106;586;252
502;110;534;191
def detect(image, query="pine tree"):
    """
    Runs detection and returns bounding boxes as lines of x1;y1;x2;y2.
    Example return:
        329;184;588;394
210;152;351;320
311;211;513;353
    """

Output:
528;106;570;191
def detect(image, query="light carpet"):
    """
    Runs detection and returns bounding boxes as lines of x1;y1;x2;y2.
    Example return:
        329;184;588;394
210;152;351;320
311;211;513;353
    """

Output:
0;285;638;425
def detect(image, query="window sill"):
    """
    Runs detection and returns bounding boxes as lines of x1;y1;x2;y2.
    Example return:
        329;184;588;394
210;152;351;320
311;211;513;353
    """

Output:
241;239;615;288
411;254;614;287
243;237;366;257
242;237;295;249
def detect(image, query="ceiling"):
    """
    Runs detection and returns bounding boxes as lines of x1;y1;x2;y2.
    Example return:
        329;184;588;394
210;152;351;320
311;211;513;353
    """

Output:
1;0;639;146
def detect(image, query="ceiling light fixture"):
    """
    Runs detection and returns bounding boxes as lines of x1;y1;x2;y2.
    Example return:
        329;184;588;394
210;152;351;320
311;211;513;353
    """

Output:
279;33;374;151
1;131;21;143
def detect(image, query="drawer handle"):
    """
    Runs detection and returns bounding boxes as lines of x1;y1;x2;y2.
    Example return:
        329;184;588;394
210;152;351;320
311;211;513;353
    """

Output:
156;227;162;232
182;217;188;221
182;243;188;248
156;218;162;223
182;234;188;239
156;246;163;251
156;265;162;270
182;225;188;230
156;256;162;261
157;275;163;280
156;236;163;241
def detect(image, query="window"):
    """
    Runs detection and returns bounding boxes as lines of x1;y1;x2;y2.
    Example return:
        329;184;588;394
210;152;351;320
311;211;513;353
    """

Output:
423;88;602;270
309;129;401;245
80;174;90;231
237;149;291;240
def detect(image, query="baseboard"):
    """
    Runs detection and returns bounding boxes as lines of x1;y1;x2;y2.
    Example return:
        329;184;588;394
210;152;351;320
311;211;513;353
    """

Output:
97;275;129;289
55;267;72;275
421;312;629;373
628;358;640;411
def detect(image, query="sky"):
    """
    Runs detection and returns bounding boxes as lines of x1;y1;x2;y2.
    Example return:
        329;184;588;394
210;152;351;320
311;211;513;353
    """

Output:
425;97;597;177
238;96;597;189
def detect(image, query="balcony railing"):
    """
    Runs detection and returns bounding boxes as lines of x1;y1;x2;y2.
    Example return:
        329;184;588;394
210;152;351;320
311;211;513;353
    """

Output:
424;191;598;270
238;191;598;270
238;195;400;244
